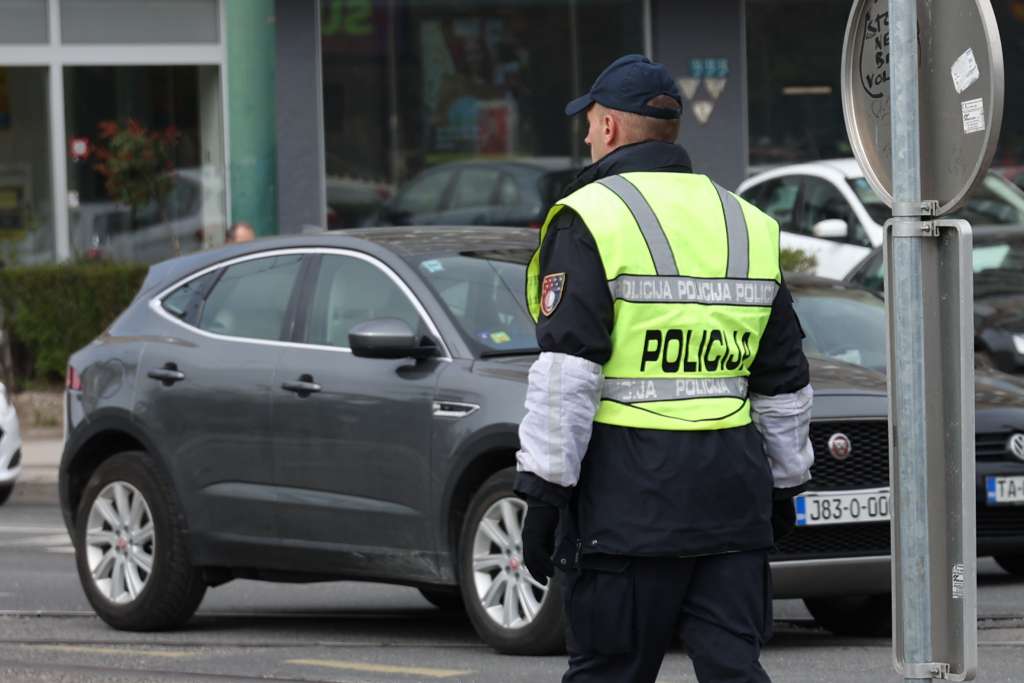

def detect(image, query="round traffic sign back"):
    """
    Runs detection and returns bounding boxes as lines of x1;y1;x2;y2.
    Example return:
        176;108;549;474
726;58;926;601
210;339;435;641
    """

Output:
841;0;1004;215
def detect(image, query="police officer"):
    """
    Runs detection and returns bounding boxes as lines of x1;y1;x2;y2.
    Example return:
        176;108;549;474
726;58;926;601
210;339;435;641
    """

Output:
514;54;814;682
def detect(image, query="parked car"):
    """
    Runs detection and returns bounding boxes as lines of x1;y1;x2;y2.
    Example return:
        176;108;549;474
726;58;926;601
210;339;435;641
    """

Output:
324;154;394;229
783;275;1024;635
0;381;22;506
70;166;226;263
59;228;1024;649
737;159;1024;278
846;226;1024;375
371;158;579;228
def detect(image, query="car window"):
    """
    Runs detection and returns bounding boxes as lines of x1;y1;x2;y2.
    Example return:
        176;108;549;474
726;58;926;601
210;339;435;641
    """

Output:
394;170;454;214
416;254;537;354
849;250;885;292
801;177;871;246
792;286;887;371
161;270;217;322
304;254;423;348
450;168;502;209
497;174;520;207
752;177;800;229
198;254;304;340
850;173;1024;226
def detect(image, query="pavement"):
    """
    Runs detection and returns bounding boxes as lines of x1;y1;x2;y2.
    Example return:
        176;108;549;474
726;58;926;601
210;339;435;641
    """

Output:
9;429;62;506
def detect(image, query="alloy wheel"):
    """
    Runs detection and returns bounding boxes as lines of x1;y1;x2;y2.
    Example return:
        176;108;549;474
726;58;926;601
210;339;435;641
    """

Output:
470;497;549;629
85;481;155;605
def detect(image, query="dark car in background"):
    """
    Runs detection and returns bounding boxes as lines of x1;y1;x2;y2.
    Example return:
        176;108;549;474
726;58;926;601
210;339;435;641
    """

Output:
59;228;1024;652
371;158;579;228
783;276;1024;635
846;227;1024;374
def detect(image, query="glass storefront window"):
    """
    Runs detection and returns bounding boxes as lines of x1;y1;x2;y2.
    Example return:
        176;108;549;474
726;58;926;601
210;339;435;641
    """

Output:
64;66;226;263
320;0;643;228
746;0;852;174
746;0;1024;183
0;67;54;265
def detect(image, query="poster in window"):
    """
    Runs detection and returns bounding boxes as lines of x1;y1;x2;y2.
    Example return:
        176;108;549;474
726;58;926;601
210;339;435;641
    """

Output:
420;18;526;161
0;68;10;129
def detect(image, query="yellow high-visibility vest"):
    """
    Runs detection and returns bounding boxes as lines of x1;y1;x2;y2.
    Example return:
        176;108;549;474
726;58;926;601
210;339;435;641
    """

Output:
527;172;781;431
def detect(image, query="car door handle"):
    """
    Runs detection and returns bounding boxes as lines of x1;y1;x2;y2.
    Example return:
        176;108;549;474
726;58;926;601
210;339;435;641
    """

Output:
147;365;185;385
282;375;322;395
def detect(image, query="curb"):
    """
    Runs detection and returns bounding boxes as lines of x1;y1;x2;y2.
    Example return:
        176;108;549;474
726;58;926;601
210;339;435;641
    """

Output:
8;480;58;506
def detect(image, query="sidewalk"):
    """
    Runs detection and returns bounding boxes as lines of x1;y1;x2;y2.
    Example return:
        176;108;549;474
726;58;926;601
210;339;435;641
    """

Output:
9;428;62;506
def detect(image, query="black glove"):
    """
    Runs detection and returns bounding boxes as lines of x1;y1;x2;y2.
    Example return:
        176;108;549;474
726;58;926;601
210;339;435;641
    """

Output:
521;501;559;584
771;497;797;543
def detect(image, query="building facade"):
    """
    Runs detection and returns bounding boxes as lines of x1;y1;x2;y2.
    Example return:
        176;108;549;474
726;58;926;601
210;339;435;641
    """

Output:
3;0;1024;264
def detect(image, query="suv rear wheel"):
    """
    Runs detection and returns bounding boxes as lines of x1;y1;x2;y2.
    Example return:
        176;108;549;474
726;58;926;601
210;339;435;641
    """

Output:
74;452;206;630
0;483;12;506
804;595;891;637
458;468;565;655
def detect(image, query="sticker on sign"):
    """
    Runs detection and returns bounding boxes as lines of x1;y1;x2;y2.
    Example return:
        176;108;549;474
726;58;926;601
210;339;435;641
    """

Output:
962;98;986;134
951;48;981;94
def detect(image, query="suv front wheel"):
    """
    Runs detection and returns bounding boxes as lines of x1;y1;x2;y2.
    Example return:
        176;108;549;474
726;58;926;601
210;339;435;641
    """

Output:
458;468;565;655
74;452;206;630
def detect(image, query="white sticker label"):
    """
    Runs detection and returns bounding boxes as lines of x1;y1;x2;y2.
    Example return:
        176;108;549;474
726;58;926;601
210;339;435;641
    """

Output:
951;48;981;94
952;562;966;599
962;98;985;134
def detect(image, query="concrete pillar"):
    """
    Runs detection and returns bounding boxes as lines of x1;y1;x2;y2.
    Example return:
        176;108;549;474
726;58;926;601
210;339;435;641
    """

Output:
227;0;278;236
651;0;748;189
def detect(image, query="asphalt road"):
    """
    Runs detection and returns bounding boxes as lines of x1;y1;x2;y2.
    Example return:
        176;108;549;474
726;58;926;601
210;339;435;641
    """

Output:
2;504;1024;682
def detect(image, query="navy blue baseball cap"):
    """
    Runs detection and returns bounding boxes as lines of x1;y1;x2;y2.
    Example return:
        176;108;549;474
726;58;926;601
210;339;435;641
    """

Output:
565;54;682;119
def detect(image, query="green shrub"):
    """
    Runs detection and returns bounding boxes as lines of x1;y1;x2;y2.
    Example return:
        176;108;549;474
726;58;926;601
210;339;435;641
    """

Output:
0;261;147;386
780;247;818;274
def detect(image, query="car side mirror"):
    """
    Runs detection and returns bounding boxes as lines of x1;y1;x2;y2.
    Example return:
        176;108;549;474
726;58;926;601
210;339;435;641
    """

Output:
812;218;849;239
349;318;437;359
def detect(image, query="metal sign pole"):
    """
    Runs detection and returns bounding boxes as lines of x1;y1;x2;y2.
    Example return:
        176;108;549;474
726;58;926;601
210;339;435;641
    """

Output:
888;0;934;680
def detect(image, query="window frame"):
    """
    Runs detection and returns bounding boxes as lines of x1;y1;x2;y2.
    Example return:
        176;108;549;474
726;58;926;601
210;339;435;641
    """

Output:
151;249;453;357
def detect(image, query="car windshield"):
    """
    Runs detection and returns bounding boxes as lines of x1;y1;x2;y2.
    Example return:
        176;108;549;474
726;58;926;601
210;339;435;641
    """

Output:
415;252;538;356
849;173;1024;226
853;232;1024;296
791;285;887;371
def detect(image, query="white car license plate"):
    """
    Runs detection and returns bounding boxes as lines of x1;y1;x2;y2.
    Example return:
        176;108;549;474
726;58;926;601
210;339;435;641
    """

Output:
986;476;1024;505
794;488;891;526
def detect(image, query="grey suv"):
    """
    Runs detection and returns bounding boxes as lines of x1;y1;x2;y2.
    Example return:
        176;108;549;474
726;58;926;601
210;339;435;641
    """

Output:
60;228;1024;649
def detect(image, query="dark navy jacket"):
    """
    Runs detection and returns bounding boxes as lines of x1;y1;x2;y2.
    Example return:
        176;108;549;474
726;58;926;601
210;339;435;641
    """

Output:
514;140;810;558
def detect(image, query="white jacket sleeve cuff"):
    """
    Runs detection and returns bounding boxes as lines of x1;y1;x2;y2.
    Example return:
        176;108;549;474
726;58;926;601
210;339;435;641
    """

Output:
750;384;815;489
516;352;604;488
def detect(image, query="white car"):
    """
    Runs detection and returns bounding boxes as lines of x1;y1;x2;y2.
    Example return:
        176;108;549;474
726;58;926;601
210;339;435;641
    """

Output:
0;382;22;505
737;158;1024;278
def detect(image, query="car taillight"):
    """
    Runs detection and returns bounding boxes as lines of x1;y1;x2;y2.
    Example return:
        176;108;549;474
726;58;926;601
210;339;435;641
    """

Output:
528;221;542;229
66;366;82;391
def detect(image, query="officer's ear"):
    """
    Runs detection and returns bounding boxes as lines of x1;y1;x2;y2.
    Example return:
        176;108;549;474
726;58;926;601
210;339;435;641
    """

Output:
601;110;619;148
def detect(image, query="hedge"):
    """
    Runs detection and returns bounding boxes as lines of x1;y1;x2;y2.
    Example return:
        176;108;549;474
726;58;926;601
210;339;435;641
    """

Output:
0;262;147;386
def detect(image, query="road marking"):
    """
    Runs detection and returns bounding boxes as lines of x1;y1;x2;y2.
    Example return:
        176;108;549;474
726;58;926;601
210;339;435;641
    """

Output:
288;658;474;678
0;526;66;534
22;644;194;659
5;534;72;547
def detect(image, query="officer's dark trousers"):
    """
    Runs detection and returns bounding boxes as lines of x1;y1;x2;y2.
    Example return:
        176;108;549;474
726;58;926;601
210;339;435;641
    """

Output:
561;549;772;683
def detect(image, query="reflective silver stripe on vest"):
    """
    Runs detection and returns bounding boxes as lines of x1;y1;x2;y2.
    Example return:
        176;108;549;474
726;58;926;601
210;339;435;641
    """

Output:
608;275;778;306
603;377;749;404
597;175;678;276
713;182;750;278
